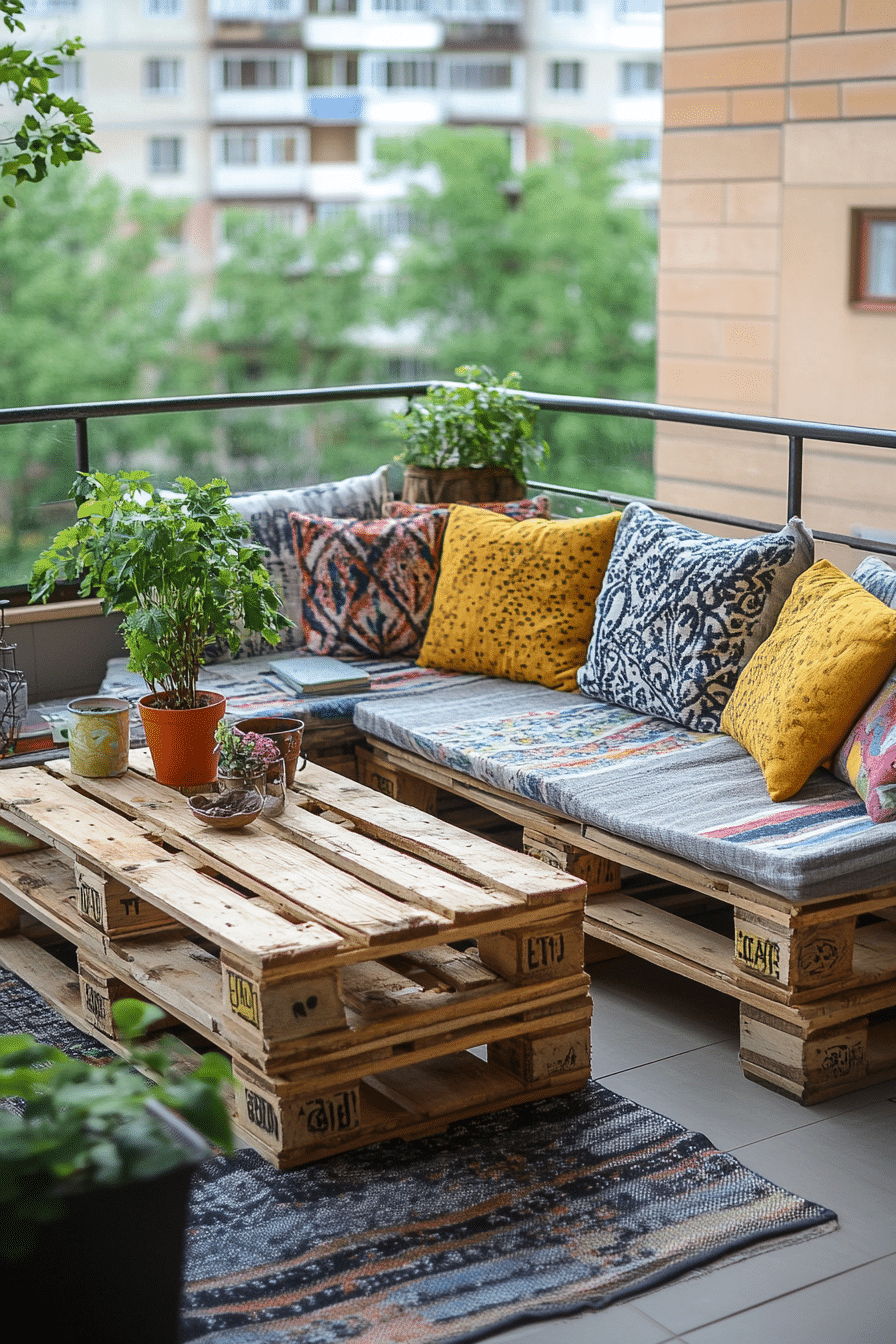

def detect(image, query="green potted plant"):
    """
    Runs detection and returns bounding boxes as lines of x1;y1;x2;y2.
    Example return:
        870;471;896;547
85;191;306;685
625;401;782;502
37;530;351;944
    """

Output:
390;365;550;504
0;997;233;1343
29;469;289;789
213;721;287;816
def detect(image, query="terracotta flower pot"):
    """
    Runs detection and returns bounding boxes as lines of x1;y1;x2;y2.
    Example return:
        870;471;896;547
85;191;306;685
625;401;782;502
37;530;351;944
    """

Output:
138;691;226;790
401;466;526;505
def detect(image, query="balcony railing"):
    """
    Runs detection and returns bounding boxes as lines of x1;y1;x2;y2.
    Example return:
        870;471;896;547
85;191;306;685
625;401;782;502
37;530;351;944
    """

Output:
2;381;896;598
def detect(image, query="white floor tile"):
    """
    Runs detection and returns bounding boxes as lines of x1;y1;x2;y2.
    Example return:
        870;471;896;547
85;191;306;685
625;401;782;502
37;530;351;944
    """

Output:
675;1253;896;1344
501;1299;679;1344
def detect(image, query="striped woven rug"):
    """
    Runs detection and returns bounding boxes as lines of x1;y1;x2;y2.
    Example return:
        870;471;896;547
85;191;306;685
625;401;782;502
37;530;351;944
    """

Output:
0;968;836;1344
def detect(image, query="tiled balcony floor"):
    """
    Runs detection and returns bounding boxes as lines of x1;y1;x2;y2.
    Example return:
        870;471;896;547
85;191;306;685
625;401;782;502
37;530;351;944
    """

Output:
498;956;896;1344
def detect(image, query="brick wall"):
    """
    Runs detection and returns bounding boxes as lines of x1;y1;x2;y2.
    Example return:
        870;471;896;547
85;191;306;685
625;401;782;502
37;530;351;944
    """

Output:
656;1;896;541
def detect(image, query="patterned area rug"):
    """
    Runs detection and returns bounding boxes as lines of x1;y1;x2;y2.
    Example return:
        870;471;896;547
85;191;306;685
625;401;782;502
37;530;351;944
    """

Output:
0;967;837;1344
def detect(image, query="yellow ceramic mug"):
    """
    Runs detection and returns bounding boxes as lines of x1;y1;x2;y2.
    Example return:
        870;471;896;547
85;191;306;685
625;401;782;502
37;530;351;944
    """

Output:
67;697;131;778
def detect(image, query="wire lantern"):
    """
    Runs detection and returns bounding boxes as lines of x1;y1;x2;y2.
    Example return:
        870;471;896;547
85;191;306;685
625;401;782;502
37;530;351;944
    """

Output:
0;601;26;758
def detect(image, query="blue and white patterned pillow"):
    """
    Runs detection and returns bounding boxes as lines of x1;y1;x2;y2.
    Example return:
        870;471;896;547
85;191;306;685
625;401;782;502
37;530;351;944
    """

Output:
205;466;389;662
577;503;815;732
853;556;896;609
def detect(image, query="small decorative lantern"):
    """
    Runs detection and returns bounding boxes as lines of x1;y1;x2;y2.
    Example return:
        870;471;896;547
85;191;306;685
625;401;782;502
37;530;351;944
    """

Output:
0;601;27;758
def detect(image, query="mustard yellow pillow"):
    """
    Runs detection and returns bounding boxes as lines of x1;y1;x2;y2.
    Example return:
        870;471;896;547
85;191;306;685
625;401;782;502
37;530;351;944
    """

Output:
721;560;896;801
418;505;621;691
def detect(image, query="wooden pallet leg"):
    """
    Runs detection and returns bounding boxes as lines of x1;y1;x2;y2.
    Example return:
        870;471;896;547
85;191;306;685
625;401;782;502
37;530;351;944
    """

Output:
356;747;438;814
488;1020;591;1086
220;953;347;1049
73;859;175;936
77;951;169;1040
478;915;584;984
234;1060;362;1158
522;829;623;963
734;909;855;992
0;892;19;934
739;1004;869;1103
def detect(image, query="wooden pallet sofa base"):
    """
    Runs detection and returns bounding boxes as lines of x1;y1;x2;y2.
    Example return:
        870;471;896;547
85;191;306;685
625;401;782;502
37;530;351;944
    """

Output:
356;736;896;1105
0;754;591;1168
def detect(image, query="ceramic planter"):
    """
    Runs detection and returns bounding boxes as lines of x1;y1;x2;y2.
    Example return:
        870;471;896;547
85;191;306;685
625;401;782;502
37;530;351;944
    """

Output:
232;715;305;785
138;691;226;790
401;466;526;505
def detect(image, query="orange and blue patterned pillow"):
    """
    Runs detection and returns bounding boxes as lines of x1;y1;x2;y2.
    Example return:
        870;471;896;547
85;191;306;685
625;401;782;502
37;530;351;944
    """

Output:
831;670;896;822
290;512;446;658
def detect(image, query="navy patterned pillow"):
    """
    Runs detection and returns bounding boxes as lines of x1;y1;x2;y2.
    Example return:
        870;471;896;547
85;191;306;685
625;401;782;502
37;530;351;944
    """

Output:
205;466;389;662
853;556;896;609
577;503;814;732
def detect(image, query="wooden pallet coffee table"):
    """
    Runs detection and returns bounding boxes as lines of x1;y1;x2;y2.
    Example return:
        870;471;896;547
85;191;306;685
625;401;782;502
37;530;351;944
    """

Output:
0;753;590;1168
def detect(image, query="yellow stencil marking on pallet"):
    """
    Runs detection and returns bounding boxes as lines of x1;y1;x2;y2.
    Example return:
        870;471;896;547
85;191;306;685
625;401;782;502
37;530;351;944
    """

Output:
227;971;260;1028
735;930;780;979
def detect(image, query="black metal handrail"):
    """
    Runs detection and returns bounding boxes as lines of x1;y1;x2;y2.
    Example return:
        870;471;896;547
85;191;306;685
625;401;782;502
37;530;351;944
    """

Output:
3;381;896;556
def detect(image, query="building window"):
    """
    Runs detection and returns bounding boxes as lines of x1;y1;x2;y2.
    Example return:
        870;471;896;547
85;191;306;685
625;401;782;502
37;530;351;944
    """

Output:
619;60;661;94
221;58;292;89
375;58;438;89
145;59;182;95
56;59;82;92
308;0;357;12
22;1;79;12
221;131;298;165
548;60;583;92
550;0;584;13
615;0;660;17
145;0;182;13
372;0;426;9
448;61;513;90
222;132;259;165
149;137;182;173
615;131;660;171
307;53;359;87
370;203;423;238
851;210;896;311
270;132;298;163
315;202;356;225
309;125;357;162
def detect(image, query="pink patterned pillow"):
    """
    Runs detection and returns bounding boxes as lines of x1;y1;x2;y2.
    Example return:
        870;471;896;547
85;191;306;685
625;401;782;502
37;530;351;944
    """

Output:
831;670;896;822
290;512;446;658
383;496;551;520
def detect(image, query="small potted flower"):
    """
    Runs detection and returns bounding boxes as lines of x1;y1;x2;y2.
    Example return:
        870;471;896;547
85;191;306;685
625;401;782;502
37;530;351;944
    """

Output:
215;723;286;815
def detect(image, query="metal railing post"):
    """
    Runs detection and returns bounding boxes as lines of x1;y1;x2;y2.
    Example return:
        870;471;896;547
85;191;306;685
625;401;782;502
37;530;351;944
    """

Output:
787;434;803;519
75;418;89;475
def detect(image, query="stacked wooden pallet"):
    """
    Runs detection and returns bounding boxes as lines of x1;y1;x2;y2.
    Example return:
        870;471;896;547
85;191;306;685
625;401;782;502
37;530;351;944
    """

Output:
0;756;590;1168
358;735;896;1105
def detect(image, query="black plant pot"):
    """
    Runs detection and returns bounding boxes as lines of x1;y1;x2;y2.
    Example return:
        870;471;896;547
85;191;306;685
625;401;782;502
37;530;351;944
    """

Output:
13;1107;208;1344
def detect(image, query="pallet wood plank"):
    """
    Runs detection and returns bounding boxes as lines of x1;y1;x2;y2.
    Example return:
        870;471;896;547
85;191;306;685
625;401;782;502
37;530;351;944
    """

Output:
294;759;585;908
46;762;449;947
0;768;336;968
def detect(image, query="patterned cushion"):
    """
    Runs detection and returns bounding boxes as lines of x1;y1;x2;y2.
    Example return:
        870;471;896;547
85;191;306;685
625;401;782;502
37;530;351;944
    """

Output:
417;505;621;692
721;561;896;802
831;670;896;822
577;503;815;732
384;496;551;520
853;555;896;609
291;512;445;658
204;467;389;662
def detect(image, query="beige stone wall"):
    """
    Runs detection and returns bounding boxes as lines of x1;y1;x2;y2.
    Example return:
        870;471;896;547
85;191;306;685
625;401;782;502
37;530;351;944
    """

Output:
656;0;896;543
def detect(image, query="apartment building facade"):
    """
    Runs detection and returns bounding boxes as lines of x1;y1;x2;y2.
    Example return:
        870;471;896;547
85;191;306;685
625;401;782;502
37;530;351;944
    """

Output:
656;0;896;544
15;0;661;276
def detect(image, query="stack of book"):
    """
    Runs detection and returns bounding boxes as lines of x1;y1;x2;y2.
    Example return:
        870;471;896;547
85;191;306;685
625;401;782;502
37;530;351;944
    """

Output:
270;656;371;697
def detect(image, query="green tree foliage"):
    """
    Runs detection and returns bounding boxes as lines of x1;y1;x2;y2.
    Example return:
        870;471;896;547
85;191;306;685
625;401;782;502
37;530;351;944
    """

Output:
0;0;99;207
202;208;393;488
0;168;192;578
376;126;657;492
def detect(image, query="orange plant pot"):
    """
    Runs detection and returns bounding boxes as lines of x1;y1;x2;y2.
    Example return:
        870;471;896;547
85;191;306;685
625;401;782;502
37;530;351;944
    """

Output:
138;692;226;790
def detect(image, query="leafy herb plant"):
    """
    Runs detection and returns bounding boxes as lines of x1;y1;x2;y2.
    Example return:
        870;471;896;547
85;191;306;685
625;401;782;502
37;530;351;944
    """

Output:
0;998;233;1260
389;365;549;480
29;470;290;709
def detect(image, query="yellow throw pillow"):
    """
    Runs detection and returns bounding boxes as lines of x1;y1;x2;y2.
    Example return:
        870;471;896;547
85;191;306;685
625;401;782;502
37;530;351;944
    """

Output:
721;560;896;801
418;505;621;692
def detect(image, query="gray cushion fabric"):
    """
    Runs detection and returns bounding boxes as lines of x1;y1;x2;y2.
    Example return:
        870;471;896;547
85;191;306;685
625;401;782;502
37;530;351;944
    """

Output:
207;466;390;661
852;555;896;609
355;677;892;902
577;504;814;733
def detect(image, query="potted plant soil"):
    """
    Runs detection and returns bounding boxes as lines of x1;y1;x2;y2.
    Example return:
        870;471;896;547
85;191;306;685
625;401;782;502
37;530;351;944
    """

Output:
390;365;550;504
29;470;289;789
0;997;233;1344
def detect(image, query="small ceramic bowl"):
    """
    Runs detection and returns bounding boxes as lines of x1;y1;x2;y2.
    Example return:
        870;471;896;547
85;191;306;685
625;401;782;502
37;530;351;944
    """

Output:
188;786;264;830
